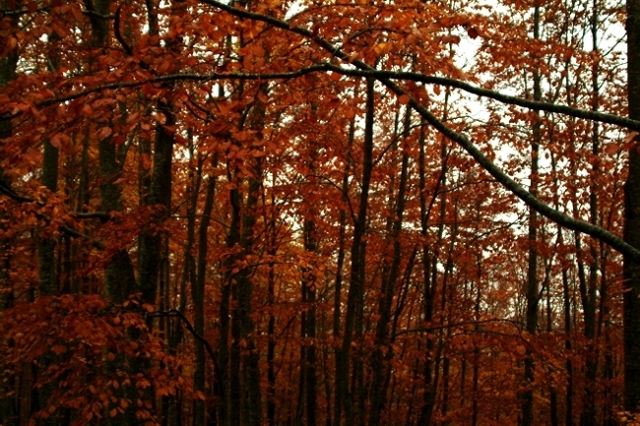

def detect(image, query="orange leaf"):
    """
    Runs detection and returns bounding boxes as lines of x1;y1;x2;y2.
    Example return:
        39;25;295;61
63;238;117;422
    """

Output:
50;134;63;149
98;127;112;141
398;95;411;104
235;131;249;141
344;107;356;119
252;44;265;57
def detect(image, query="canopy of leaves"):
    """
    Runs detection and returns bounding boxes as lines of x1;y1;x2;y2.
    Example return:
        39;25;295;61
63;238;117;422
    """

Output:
0;0;633;424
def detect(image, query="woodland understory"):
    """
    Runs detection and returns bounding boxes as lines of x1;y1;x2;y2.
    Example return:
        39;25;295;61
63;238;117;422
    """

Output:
2;0;640;425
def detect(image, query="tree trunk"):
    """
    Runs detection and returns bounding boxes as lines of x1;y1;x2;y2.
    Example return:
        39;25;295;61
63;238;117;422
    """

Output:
193;164;217;426
369;107;410;426
624;0;640;410
86;0;137;304
38;136;59;296
332;100;355;426
303;216;318;426
521;5;541;425
138;98;174;305
0;0;19;422
336;77;374;426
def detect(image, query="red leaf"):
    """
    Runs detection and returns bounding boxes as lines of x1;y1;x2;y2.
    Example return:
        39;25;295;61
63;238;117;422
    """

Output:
98;127;112;141
50;134;63;149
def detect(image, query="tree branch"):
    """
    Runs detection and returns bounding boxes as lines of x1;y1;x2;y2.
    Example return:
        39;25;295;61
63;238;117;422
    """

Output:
393;318;525;339
192;0;640;262
193;0;640;131
3;62;639;131
322;65;640;131
0;66;328;122
148;309;222;392
2;0;637;260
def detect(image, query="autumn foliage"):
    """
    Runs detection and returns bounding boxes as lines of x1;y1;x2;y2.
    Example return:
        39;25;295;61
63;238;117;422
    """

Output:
0;0;636;424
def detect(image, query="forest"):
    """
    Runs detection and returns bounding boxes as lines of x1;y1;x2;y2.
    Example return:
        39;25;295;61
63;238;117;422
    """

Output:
1;0;640;424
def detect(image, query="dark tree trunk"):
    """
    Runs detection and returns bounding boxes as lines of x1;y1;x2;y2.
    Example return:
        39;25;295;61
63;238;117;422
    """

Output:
0;0;19;422
138;98;174;305
38;137;59;296
336;78;374;426
86;0;137;304
369;107;410;426
332;102;355;426
522;5;541;425
625;0;640;411
193;166;216;426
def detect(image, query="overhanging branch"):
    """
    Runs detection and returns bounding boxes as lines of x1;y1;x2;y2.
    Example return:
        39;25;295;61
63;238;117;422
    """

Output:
3;64;638;131
192;0;640;262
0;66;327;122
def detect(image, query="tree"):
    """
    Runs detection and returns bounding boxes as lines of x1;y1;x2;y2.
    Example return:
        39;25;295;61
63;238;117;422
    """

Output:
625;0;640;413
0;0;637;424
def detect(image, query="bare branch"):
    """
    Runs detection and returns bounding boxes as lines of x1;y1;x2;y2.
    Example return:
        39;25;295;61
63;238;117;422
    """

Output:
0;66;327;122
148;309;222;393
191;0;640;261
322;65;640;131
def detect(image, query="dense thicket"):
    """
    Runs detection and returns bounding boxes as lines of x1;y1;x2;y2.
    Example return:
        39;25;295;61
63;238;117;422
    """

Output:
0;0;637;424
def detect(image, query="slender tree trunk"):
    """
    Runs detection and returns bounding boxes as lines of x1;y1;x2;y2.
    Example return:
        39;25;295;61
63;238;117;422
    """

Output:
193;163;217;426
336;78;374;426
472;272;480;426
262;171;278;426
303;216;318;426
225;81;267;426
580;4;601;423
84;0;137;304
38;133;59;296
439;218;458;426
332;98;355;426
417;116;450;426
521;5;541;425
0;1;19;422
227;170;243;426
35;38;60;417
625;0;640;410
599;253;614;426
267;242;277;426
138;97;174;306
561;234;575;426
219;217;233;426
369;106;410;426
163;141;198;425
